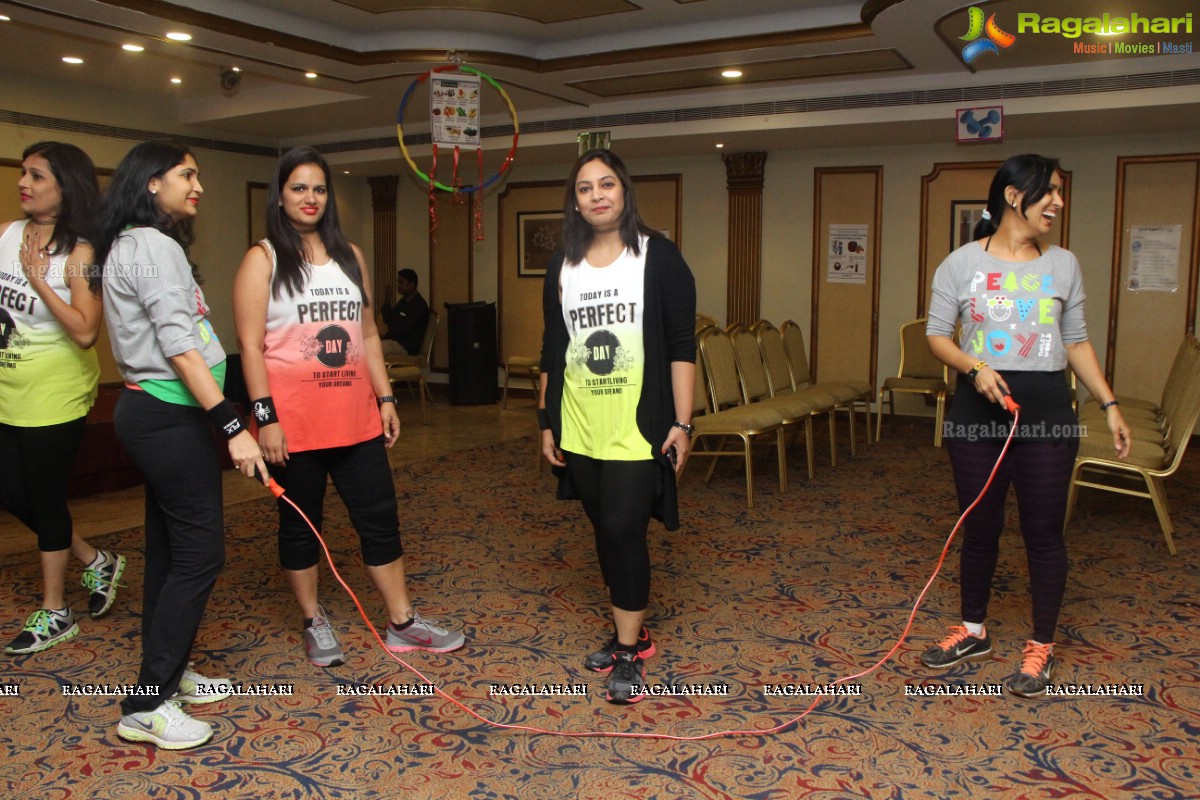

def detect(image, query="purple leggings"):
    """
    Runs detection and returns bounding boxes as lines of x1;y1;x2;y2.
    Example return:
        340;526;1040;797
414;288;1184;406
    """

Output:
945;436;1079;643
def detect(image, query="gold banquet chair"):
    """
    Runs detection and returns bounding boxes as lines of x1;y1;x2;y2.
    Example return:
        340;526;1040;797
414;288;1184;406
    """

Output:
501;356;540;409
682;329;788;508
778;320;873;459
876;317;948;446
729;323;828;480
385;310;439;425
1064;336;1200;555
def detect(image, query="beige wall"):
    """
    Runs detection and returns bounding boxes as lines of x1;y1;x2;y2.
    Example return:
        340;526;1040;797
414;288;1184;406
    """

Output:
459;133;1195;405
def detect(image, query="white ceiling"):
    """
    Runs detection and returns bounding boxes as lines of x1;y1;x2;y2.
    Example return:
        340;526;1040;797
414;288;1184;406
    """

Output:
0;0;1197;173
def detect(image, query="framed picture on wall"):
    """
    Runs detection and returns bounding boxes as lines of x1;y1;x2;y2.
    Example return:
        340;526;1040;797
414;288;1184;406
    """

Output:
517;211;563;277
950;200;988;250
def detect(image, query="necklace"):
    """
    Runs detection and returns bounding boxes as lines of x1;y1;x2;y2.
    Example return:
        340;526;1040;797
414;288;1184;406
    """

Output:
31;217;57;227
591;221;621;234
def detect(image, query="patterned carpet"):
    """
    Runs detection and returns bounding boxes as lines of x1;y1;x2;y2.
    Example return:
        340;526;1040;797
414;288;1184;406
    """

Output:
2;422;1198;800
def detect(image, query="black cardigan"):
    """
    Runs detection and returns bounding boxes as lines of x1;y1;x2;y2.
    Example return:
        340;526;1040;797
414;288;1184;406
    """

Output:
539;235;696;531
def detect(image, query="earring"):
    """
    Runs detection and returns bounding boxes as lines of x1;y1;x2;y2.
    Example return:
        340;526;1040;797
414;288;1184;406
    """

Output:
151;189;158;195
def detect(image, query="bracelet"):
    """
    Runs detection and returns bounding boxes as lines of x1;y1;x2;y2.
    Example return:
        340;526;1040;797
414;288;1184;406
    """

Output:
536;408;551;431
966;361;988;381
206;399;246;440
672;420;695;435
377;395;397;407
1098;399;1120;411
251;396;279;426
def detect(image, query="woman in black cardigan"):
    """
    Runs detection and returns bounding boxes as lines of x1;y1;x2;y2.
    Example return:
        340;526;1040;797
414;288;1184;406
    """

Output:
538;149;696;704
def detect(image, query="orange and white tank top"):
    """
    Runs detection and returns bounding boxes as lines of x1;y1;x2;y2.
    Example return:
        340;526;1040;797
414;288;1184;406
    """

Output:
260;240;381;452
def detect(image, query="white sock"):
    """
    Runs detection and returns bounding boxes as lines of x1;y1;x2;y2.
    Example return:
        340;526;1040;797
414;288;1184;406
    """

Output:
88;550;107;568
963;621;985;637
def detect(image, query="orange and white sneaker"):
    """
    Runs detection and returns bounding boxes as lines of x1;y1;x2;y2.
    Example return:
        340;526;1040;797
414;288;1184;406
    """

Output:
920;625;992;669
1006;640;1054;698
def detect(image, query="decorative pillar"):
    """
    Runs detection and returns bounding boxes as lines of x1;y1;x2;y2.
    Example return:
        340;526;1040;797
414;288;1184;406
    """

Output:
723;151;767;326
368;175;399;318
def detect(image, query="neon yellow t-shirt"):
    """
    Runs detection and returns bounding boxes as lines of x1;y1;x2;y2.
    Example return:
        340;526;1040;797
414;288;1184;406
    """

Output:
558;240;651;460
0;221;99;426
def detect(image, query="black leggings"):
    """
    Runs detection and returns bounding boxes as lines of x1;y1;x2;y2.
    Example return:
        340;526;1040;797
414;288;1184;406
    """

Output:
114;389;225;714
945;437;1078;643
0;418;87;552
563;453;657;612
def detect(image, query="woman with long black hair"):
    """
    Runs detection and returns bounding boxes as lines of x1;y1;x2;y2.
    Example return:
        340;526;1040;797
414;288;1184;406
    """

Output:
97;139;266;749
233;146;463;669
922;154;1130;698
0;141;125;655
538;149;695;704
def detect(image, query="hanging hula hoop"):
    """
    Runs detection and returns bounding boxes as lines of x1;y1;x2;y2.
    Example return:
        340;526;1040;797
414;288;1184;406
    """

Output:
396;64;519;193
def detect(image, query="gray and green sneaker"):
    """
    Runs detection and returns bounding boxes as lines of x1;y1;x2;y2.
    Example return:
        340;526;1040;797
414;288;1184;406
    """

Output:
82;550;126;618
5;607;79;655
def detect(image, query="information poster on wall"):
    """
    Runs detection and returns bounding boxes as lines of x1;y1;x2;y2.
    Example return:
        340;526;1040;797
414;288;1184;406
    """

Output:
827;224;868;284
430;73;481;149
1127;224;1181;292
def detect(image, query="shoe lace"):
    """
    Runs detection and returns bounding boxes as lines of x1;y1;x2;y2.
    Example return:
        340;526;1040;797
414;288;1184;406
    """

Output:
158;700;190;726
81;566;121;593
935;625;975;650
409;612;449;637
310;620;339;650
25;609;53;635
1019;641;1053;676
610;653;641;684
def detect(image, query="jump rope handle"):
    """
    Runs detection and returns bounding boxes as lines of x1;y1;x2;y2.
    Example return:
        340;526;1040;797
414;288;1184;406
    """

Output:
253;465;286;498
999;387;1020;415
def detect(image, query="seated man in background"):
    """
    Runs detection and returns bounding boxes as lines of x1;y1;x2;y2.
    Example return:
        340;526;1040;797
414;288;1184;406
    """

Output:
381;268;430;357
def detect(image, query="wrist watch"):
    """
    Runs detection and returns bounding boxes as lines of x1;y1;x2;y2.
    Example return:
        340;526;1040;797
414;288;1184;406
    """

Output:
672;420;695;435
377;395;397;407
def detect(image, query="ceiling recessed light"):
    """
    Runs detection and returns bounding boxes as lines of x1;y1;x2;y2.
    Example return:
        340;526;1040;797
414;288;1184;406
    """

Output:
715;143;725;148
62;57;84;64
343;170;350;174
231;66;241;72
0;15;11;22
721;69;743;79
170;77;182;84
122;44;144;52
305;72;318;79
166;32;192;41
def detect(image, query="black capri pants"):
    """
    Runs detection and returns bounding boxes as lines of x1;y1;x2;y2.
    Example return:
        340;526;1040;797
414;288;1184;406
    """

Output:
0;417;88;552
563;452;658;611
271;436;403;571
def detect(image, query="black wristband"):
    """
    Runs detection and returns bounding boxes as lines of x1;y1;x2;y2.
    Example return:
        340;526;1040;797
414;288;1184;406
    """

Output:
536;408;551;431
251;396;279;426
377;395;397;407
207;399;246;440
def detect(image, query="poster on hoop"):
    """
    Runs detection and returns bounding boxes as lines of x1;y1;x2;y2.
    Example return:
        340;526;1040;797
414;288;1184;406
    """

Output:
430;73;481;149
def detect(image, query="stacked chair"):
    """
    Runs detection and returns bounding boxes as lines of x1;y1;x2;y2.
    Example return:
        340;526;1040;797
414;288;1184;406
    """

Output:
727;324;831;480
774;320;873;460
1065;335;1200;554
684;328;788;509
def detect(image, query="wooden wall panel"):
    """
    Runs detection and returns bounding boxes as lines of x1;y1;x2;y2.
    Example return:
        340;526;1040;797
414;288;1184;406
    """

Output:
429;198;473;372
1108;155;1200;394
812;166;880;388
